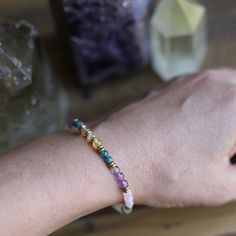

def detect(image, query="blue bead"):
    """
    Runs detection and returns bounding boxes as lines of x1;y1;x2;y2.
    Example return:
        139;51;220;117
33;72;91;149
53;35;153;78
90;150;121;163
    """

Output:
100;150;109;159
105;156;113;164
73;119;84;128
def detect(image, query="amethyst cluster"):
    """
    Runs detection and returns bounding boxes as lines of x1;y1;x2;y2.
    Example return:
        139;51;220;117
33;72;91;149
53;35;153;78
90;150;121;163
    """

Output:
63;0;151;85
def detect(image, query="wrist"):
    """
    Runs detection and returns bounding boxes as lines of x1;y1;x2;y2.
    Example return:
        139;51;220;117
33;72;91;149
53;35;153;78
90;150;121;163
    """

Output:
94;120;146;205
69;118;136;213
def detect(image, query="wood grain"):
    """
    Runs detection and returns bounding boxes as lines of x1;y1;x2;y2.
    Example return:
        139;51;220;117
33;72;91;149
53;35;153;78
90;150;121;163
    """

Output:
51;203;236;236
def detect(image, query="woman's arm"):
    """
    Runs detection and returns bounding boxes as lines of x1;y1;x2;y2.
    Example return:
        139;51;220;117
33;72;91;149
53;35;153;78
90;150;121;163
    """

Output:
0;69;236;235
0;132;131;236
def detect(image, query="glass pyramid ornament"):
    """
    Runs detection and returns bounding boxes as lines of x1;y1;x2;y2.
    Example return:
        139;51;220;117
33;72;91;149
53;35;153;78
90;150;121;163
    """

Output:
150;0;207;81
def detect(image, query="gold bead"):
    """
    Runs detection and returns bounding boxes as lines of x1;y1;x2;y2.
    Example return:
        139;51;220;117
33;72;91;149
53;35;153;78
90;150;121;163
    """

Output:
97;145;105;152
122;187;130;193
92;138;102;150
86;131;95;142
80;125;87;136
108;162;116;168
80;124;88;137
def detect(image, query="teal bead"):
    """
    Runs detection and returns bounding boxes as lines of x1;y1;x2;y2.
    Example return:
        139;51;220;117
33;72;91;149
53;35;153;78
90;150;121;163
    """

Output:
105;155;113;165
73;119;84;129
100;150;109;159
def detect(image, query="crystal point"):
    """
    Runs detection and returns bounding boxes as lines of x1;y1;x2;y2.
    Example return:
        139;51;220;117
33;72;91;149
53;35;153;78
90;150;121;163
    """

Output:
150;0;207;81
0;21;36;97
0;21;68;154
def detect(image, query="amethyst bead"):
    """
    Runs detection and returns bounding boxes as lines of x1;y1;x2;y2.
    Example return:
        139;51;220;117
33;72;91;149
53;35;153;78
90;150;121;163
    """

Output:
115;172;125;181
112;166;121;174
119;179;128;189
112;166;127;186
117;172;124;180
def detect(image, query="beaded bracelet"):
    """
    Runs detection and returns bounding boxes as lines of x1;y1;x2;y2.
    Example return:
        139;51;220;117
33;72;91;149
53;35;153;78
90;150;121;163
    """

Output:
68;118;134;214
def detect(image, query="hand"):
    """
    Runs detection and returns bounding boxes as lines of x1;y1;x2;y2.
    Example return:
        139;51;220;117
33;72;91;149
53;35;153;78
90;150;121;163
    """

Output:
96;69;236;208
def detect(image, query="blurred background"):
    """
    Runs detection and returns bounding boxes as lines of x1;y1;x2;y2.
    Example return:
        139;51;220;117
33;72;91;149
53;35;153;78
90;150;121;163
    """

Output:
1;0;236;235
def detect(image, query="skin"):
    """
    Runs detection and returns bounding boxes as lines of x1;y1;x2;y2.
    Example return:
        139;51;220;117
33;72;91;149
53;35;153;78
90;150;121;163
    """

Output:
0;69;236;235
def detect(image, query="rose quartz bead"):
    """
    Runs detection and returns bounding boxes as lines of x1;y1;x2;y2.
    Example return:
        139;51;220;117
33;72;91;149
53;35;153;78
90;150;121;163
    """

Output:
123;191;134;209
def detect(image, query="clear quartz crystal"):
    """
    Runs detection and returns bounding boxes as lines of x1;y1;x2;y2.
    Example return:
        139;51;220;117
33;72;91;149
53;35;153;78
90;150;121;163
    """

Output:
150;0;207;81
0;21;68;154
0;21;37;97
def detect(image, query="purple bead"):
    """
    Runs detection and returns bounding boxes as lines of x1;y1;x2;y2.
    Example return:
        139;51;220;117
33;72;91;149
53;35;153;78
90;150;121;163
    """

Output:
119;179;128;189
115;172;125;181
112;166;120;174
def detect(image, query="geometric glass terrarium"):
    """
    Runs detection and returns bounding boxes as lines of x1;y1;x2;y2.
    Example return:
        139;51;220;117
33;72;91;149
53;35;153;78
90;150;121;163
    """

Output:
150;0;207;81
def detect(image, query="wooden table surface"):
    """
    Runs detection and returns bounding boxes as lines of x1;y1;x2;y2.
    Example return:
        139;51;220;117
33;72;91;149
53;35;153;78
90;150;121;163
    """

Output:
51;203;236;236
1;1;236;236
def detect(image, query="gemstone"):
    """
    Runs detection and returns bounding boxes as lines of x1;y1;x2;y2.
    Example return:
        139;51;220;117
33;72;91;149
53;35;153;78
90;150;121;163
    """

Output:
150;0;207;81
111;166;121;174
115;171;125;181
0;21;68;154
72;119;84;129
123;191;134;208
0;21;35;97
119;179;128;189
100;150;109;159
61;0;153;84
104;155;113;165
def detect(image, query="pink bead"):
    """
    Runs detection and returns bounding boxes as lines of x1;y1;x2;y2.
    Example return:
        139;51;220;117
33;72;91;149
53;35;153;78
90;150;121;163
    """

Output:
124;191;133;200
123;191;134;209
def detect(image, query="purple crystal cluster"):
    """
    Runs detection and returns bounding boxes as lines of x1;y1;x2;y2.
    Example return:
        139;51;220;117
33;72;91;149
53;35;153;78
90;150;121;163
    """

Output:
63;0;151;85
